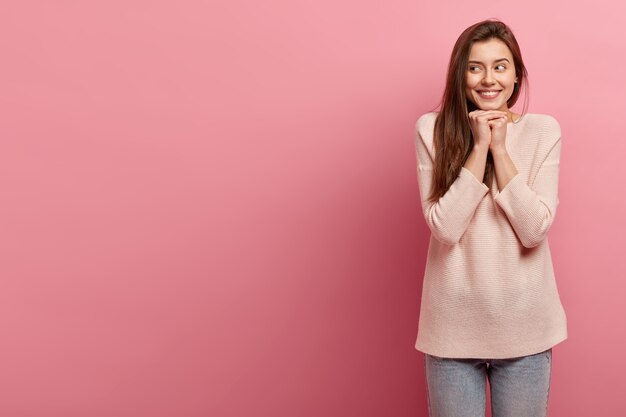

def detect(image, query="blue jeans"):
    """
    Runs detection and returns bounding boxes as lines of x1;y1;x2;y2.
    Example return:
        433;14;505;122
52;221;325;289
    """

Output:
424;348;552;417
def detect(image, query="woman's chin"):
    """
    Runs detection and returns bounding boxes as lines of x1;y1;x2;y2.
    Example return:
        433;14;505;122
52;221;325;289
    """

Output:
476;103;506;111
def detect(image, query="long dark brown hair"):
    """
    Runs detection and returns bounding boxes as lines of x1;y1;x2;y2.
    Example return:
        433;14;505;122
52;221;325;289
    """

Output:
428;19;529;203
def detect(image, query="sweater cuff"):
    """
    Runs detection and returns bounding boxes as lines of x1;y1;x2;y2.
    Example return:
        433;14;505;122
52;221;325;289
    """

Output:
493;173;528;208
459;167;490;192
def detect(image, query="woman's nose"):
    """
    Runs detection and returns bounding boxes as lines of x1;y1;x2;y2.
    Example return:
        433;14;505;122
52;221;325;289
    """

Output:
482;70;495;84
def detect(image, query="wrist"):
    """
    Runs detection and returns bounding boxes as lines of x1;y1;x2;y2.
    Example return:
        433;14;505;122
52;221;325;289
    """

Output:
473;143;490;154
490;145;508;157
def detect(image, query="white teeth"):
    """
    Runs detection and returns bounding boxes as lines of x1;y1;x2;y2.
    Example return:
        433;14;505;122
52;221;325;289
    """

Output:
479;91;499;96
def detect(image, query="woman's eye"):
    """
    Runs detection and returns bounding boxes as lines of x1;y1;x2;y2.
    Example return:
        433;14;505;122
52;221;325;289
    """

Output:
468;66;480;72
496;65;506;70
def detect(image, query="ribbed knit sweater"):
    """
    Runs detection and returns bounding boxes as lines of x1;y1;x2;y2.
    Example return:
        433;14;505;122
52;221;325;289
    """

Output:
413;111;568;359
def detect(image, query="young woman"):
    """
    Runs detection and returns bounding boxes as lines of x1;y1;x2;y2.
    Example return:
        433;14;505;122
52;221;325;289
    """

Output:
413;20;568;417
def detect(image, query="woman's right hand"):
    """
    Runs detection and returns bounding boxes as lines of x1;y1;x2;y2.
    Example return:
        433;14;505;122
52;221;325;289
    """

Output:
468;110;508;149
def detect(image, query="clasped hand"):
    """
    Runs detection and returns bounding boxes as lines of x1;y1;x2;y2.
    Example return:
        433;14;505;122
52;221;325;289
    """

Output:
468;110;508;153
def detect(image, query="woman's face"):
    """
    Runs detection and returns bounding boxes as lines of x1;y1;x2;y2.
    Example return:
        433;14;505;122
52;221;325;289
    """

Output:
465;38;518;112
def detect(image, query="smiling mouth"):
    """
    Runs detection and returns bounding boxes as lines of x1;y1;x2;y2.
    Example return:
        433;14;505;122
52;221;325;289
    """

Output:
477;90;501;99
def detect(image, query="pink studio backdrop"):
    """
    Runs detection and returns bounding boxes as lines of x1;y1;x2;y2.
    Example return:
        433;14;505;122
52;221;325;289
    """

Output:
0;1;624;416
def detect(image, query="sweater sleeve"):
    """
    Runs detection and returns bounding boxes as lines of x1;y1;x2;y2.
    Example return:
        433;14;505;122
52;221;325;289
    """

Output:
493;136;561;248
415;118;490;245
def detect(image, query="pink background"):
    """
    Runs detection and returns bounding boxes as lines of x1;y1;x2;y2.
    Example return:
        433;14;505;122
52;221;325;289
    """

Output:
1;1;624;416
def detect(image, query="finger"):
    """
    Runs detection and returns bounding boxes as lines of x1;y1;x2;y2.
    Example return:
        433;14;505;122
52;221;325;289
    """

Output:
472;110;508;115
474;111;508;120
480;111;508;118
488;119;507;128
480;116;501;124
480;114;508;123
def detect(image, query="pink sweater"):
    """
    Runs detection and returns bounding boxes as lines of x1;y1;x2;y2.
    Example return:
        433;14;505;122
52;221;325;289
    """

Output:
413;111;568;359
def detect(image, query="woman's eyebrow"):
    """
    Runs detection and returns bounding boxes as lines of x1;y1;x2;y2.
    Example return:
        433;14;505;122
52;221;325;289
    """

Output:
468;58;511;64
